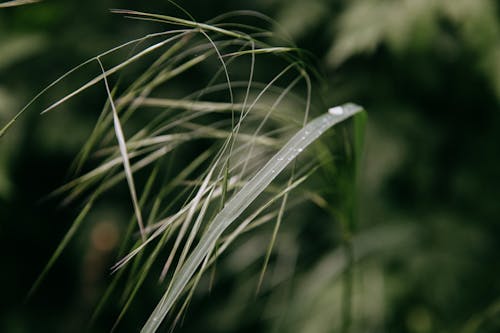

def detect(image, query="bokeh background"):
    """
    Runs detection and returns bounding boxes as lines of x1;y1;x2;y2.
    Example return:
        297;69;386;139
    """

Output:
1;0;499;332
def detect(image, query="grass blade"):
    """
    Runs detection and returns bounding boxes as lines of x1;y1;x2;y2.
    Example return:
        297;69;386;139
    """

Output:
28;200;93;298
97;58;146;240
0;0;39;8
141;103;364;333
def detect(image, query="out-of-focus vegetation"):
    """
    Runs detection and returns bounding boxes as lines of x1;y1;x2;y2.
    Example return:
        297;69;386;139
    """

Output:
1;1;499;333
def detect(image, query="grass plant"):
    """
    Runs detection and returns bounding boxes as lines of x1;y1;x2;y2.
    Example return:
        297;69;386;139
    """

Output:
1;8;366;332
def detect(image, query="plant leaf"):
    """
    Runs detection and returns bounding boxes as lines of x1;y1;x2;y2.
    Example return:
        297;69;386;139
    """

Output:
0;0;40;8
97;58;146;240
141;103;364;333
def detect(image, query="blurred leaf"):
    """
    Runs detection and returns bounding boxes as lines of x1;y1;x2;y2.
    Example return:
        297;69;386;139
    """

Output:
0;34;46;71
276;0;327;40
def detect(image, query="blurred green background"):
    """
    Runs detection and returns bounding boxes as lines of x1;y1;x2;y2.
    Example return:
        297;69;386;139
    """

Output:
1;0;499;332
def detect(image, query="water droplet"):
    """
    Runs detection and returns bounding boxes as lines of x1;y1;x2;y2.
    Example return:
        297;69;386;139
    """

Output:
298;148;303;152
328;106;344;115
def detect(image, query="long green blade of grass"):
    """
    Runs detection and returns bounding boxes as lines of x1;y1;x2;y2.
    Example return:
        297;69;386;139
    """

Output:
0;0;39;8
97;58;146;240
141;103;364;333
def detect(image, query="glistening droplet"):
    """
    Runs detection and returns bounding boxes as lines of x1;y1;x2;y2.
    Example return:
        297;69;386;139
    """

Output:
328;106;344;115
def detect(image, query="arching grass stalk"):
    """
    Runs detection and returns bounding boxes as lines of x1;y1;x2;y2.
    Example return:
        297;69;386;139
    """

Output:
0;0;39;8
142;104;363;332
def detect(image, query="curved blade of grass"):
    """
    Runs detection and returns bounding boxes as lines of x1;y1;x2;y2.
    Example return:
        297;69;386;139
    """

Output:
112;9;247;40
137;98;241;112
117;163;159;257
196;29;235;236
207;10;296;44
141;103;364;333
0;0;39;8
97;58;145;240
27;199;93;298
